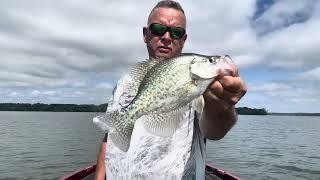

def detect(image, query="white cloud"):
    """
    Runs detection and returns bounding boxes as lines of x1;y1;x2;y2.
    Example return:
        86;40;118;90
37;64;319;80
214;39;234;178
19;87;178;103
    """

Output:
42;91;56;96
31;90;41;96
250;82;290;92
9;92;19;96
74;91;84;95
296;67;320;80
96;82;114;89
233;54;260;68
30;90;56;96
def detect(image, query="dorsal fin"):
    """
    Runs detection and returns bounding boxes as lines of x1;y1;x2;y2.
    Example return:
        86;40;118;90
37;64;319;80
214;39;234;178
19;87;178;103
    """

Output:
123;58;162;96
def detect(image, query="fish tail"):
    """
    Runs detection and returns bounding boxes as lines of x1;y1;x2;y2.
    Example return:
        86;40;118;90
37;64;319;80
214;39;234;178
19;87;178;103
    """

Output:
93;111;134;152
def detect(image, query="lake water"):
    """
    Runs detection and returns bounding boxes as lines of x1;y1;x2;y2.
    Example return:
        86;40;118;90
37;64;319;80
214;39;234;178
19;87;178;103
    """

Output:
0;112;319;180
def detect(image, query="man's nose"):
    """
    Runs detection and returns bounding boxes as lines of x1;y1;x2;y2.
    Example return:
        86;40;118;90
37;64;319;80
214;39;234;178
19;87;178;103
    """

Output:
161;31;172;43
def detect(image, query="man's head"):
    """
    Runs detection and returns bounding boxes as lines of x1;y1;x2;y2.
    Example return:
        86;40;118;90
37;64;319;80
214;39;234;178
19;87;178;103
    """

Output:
143;0;187;59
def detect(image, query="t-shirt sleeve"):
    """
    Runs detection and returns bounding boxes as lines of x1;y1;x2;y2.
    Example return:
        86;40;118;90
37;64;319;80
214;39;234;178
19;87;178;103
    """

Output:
107;74;135;112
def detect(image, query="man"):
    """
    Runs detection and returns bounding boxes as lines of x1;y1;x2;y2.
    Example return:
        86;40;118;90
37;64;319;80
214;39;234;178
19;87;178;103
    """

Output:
95;1;246;179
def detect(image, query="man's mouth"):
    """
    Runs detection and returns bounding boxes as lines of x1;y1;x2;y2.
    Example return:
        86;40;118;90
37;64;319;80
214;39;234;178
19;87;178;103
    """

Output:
158;46;172;53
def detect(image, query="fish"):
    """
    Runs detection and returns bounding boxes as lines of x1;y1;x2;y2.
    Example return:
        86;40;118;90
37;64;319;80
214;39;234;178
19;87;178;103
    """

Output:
93;53;234;152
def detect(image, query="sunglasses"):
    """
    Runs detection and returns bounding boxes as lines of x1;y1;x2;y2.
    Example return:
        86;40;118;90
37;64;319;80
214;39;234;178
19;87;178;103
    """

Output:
149;23;186;39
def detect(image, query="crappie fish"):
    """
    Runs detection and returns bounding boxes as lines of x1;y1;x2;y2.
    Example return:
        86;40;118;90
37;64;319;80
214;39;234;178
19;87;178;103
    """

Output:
94;53;234;151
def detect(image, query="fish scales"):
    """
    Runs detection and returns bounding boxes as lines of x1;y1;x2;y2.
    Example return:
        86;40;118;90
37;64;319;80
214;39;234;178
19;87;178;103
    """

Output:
129;57;191;116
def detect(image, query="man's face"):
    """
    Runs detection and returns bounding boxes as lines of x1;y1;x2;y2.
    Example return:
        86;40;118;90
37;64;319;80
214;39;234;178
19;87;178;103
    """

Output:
143;7;187;59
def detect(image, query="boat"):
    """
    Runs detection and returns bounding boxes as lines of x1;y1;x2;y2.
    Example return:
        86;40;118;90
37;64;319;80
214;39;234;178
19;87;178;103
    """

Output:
60;163;240;180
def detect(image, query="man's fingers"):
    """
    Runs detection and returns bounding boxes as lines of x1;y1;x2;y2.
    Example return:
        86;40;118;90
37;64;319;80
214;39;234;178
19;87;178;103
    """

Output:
204;90;229;110
206;81;235;107
207;81;223;98
204;64;246;108
219;76;246;93
206;76;246;106
221;90;244;105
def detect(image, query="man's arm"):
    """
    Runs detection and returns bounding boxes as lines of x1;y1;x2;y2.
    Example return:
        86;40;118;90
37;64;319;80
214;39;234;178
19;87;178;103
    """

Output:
200;71;246;140
200;95;237;140
95;134;108;180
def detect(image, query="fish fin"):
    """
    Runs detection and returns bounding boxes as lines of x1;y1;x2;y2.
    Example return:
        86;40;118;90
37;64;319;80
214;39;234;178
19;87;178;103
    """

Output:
192;95;205;115
93;111;133;152
130;59;160;79
123;59;161;95
143;105;188;137
93;116;109;132
109;131;131;152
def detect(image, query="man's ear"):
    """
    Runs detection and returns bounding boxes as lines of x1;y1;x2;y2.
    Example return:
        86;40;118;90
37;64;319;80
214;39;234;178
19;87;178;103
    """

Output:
143;27;148;43
183;34;187;43
181;34;187;48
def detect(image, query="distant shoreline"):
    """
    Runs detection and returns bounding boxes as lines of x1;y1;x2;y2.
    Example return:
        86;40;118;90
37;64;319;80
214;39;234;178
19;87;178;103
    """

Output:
0;103;318;116
0;103;108;112
268;112;320;116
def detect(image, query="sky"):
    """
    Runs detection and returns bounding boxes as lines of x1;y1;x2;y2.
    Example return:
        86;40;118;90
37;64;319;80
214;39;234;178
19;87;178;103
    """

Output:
0;0;319;113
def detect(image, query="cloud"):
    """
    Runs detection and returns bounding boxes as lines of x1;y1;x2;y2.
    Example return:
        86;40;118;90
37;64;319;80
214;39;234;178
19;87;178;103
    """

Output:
244;75;320;112
31;90;56;97
252;0;316;35
0;0;151;90
0;0;319;112
250;82;290;92
96;82;114;90
9;92;19;96
296;67;320;81
254;0;320;69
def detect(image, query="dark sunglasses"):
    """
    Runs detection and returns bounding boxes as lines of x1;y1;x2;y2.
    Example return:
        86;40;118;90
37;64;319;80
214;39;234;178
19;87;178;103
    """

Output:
149;23;186;39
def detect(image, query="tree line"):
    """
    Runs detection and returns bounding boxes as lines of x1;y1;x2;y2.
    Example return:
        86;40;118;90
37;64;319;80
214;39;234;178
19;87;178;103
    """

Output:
236;107;268;115
0;103;268;115
0;103;108;112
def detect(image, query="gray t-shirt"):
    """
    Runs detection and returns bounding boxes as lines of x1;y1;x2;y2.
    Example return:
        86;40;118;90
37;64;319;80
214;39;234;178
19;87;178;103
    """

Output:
101;74;206;180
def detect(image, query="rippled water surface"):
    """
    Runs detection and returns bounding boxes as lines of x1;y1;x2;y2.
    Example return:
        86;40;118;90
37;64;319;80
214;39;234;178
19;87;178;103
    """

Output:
0;112;319;179
206;115;320;180
0;112;102;180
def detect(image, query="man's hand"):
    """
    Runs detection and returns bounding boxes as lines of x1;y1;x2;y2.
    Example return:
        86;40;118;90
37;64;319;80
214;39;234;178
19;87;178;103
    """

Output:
205;72;246;111
200;64;246;140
